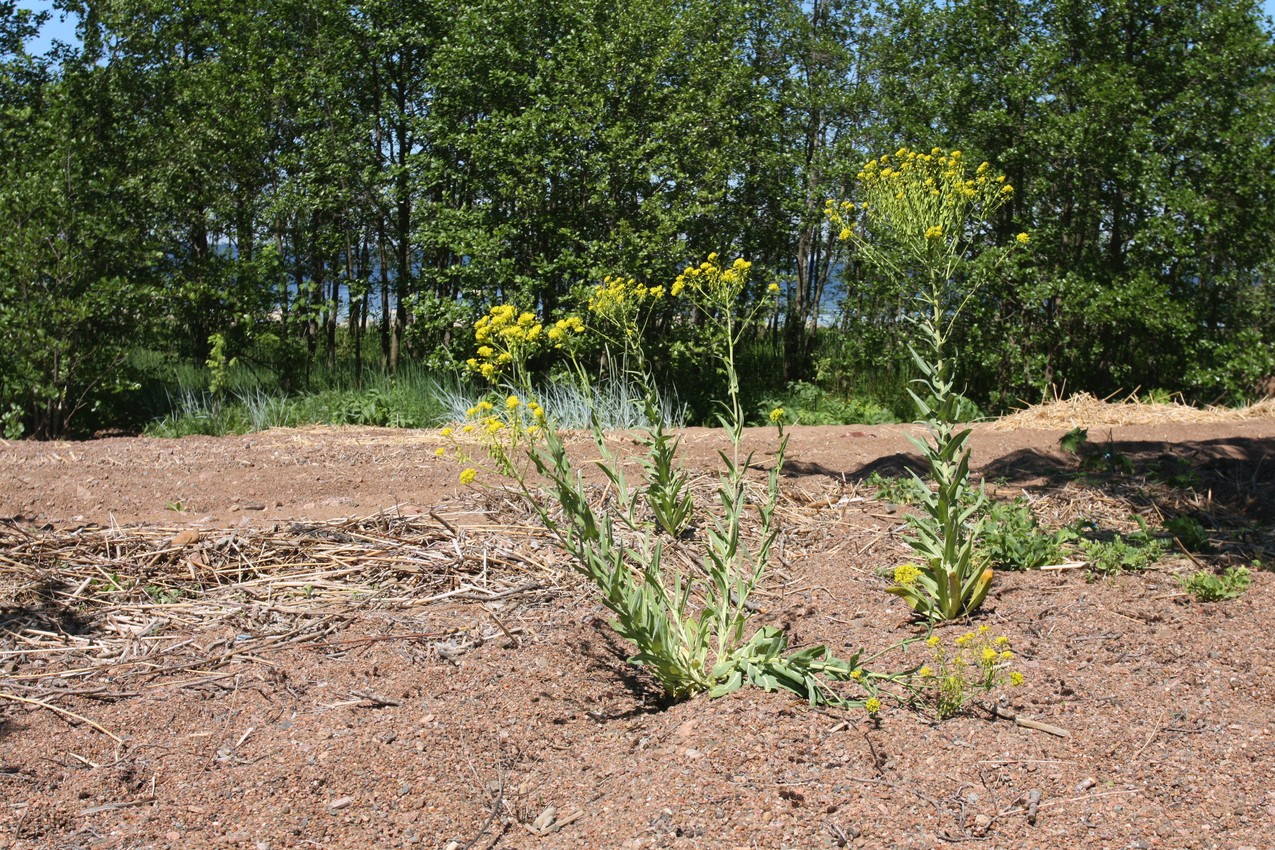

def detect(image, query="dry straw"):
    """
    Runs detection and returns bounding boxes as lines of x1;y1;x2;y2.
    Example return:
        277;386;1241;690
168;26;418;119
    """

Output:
991;392;1275;430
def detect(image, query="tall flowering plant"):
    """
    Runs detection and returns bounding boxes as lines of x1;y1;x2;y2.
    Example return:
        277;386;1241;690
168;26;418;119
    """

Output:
828;147;1028;621
440;259;908;708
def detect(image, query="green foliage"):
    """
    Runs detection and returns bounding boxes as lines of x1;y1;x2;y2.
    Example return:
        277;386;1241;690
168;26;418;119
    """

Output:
759;380;898;426
865;471;927;507
1058;426;1089;455
1163;516;1211;553
638;423;695;538
146;366;452;437
0;57;160;438
205;333;236;398
1177;566;1251;603
979;498;1073;571
1079;520;1168;577
1060;428;1133;476
4;0;1275;436
1;402;22;440
873;0;1275;408
1156;457;1200;490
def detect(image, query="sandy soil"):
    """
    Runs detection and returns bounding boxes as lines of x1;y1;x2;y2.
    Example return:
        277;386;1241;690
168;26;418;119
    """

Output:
2;417;1274;850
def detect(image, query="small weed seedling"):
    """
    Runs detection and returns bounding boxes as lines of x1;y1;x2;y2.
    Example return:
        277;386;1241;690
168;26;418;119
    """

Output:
1080;518;1167;577
979;498;1074;570
865;471;927;506
1177;566;1250;602
1060;427;1133;476
1163;516;1211;553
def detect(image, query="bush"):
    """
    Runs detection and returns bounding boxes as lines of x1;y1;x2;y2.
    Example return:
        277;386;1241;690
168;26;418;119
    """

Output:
759;380;897;426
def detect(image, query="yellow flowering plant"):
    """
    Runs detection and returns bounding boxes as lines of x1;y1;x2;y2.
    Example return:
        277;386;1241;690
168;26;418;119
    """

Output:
829;146;1027;621
444;260;904;709
436;393;549;485
466;304;545;387
912;626;1024;720
672;254;778;450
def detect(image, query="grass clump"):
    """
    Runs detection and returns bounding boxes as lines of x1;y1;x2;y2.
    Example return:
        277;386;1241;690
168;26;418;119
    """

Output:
146;367;455;436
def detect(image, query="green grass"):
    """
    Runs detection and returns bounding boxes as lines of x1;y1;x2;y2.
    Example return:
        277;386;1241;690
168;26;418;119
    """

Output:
144;362;458;437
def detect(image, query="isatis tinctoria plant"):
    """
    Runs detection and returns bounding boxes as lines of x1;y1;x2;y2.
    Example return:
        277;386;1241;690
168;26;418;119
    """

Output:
442;257;905;708
828;147;1028;621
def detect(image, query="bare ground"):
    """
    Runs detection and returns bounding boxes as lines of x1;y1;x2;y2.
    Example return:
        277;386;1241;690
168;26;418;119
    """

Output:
2;415;1274;850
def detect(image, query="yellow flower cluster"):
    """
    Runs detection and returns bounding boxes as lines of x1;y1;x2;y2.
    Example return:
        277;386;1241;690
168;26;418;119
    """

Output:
588;276;666;336
467;305;544;384
435;394;549;484
915;626;1023;720
546;315;585;348
673;252;755;309
893;563;923;586
826;146;1017;254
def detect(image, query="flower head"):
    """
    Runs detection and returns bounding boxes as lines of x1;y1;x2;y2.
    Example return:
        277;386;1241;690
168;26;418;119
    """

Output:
894;563;923;586
459;468;477;485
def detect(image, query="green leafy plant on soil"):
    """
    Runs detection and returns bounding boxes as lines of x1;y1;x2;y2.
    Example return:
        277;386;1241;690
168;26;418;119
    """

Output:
979;498;1074;570
1060;426;1134;475
441;259;910;708
828;146;1026;621
758;380;898;426
865;471;928;506
1163;516;1211;553
1079;518;1168;577
1177;566;1250;602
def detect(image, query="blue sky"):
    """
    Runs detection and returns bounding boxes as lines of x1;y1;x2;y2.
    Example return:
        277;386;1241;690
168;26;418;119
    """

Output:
15;0;1275;56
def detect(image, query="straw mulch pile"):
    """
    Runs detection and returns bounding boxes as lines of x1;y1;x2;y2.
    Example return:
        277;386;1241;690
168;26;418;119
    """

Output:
990;392;1275;430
